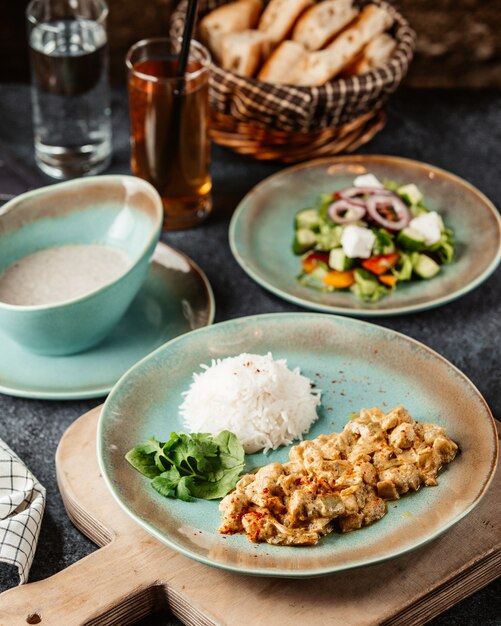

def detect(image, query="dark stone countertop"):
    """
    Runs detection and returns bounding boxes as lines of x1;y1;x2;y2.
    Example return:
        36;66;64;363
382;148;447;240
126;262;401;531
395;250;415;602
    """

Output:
0;84;499;625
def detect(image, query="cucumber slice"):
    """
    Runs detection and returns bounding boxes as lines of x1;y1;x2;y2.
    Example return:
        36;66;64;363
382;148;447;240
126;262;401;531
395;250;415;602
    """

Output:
436;241;454;264
414;254;440;279
295;208;322;231
309;266;328;282
328;248;353;271
427;232;455;264
292;228;316;254
395;252;414;281
397;227;426;252
410;205;430;218
315;224;343;251
353;268;379;296
397;183;423;206
351;269;389;302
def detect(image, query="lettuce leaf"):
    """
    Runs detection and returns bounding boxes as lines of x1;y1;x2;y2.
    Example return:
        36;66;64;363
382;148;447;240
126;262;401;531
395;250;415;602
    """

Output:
126;430;245;501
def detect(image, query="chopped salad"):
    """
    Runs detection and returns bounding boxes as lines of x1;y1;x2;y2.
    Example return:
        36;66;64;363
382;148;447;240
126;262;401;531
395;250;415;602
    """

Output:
293;174;455;302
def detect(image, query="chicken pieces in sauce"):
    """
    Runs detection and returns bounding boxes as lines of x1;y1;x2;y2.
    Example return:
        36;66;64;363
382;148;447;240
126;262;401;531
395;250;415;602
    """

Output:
219;406;458;546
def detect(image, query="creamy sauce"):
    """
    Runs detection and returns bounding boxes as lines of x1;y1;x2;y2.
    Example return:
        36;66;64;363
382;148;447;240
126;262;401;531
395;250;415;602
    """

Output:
0;244;131;306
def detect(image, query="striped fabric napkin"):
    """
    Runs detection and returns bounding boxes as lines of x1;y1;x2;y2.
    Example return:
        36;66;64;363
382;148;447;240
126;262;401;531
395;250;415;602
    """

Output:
0;439;45;584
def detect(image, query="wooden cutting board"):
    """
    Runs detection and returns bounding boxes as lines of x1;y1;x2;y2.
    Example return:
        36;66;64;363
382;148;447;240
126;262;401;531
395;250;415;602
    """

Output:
0;406;499;626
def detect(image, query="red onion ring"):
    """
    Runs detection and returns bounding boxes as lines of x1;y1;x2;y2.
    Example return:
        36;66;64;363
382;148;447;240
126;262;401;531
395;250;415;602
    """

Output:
328;199;366;224
338;186;393;202
366;194;410;230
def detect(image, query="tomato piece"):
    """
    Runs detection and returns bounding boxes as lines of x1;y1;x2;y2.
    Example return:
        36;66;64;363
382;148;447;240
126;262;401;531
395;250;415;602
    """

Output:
379;273;397;287
362;252;400;276
323;270;355;289
302;257;316;274
302;252;329;274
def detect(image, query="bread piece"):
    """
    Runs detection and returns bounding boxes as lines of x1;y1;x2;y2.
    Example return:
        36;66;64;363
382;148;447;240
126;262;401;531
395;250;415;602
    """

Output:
258;0;314;45
258;40;308;83
199;0;263;62
343;33;397;76
292;0;358;52
221;30;273;77
289;5;394;86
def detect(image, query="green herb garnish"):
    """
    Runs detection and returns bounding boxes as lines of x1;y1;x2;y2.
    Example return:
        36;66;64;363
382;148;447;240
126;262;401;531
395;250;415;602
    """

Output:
125;430;245;502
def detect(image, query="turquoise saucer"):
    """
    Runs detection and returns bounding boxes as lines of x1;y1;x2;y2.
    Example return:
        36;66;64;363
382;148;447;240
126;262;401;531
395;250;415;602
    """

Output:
0;243;215;400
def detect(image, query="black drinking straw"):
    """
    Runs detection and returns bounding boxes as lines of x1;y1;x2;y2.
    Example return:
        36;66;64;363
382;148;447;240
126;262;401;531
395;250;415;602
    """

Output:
175;0;199;94
162;0;200;198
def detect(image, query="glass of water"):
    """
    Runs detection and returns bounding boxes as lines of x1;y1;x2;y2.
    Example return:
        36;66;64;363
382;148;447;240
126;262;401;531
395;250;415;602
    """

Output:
26;0;112;179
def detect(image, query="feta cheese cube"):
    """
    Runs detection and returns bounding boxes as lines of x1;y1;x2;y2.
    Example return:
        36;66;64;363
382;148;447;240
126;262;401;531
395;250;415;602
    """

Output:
354;174;383;189
409;212;443;246
341;225;376;259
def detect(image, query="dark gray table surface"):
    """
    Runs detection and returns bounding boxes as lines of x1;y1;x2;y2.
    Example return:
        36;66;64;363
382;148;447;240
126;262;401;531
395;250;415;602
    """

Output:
0;84;499;625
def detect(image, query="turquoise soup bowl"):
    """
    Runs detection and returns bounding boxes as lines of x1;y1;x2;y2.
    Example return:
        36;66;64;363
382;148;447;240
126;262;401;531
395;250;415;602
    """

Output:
0;176;163;356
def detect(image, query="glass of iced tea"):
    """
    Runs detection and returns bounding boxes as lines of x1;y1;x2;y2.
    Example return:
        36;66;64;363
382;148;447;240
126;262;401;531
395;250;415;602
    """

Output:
126;38;212;230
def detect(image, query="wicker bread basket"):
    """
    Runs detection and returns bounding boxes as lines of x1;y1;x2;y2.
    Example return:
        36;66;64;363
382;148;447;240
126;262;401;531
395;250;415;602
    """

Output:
171;0;415;162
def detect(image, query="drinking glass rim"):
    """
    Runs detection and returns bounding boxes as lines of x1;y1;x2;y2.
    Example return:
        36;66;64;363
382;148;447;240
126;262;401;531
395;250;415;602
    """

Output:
126;38;211;83
26;0;109;28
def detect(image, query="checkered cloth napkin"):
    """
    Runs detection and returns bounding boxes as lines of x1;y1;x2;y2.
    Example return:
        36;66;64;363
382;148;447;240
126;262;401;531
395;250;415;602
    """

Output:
0;440;45;584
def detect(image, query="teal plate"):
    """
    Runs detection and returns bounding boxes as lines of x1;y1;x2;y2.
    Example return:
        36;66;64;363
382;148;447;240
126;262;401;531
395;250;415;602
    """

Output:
0;242;214;400
98;313;497;577
230;155;501;316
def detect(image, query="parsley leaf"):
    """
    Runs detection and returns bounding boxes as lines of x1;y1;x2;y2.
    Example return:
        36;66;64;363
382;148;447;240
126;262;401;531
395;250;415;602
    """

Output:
125;430;245;501
125;440;163;479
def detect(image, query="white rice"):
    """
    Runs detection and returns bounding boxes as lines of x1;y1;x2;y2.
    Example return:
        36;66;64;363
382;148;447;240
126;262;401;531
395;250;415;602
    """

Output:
179;353;321;454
